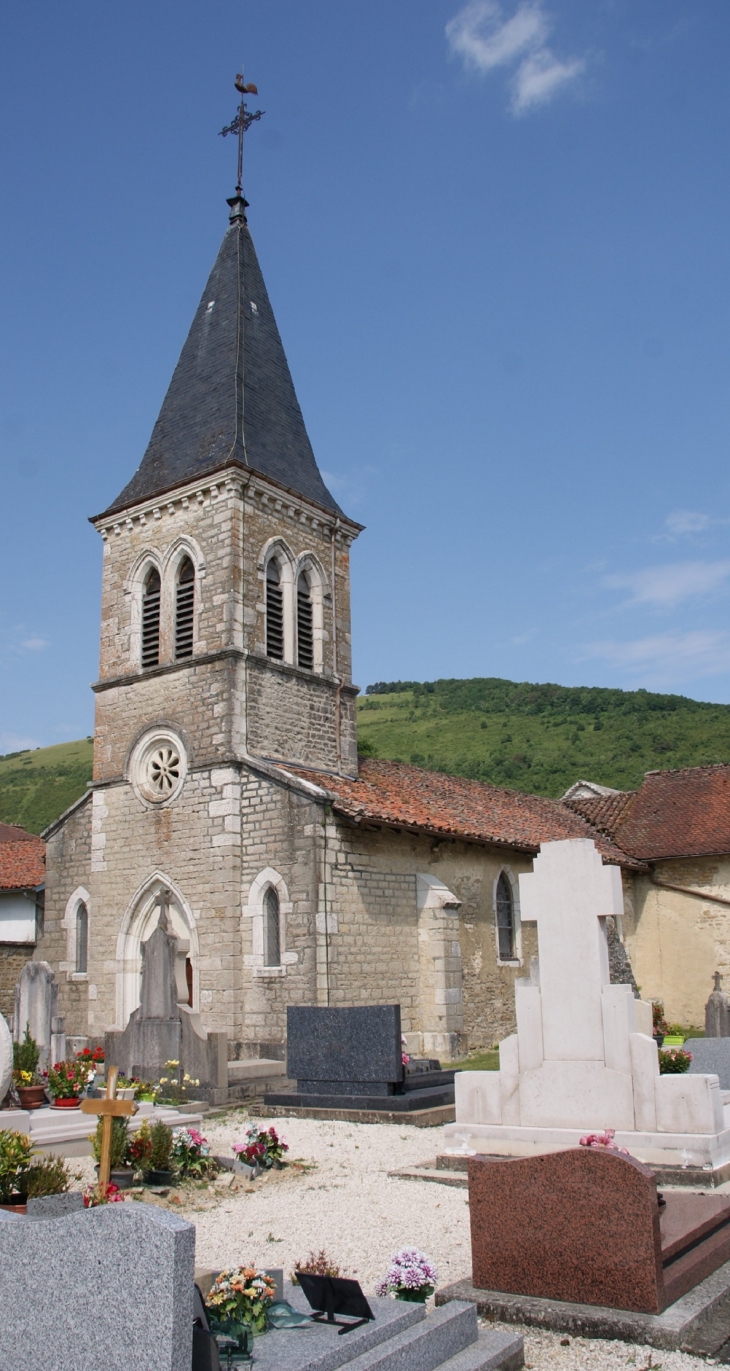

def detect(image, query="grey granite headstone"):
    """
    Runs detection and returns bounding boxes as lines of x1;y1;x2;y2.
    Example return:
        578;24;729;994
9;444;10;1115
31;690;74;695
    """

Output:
286;1005;403;1090
26;1192;84;1217
0;1200;194;1371
686;1037;730;1089
705;973;730;1037
13;960;58;1070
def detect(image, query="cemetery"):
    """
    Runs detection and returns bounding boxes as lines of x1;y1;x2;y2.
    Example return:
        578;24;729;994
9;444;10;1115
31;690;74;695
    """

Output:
4;837;730;1369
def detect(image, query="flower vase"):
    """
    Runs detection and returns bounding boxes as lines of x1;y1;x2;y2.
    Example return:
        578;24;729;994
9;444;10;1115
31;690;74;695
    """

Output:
395;1286;431;1303
51;1096;80;1109
17;1085;47;1110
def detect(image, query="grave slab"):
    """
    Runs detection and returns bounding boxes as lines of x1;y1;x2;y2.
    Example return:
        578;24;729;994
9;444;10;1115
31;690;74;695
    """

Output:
0;1200;194;1371
687;1039;730;1090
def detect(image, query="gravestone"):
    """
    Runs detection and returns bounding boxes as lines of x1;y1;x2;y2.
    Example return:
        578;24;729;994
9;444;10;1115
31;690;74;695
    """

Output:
0;1010;12;1101
705;972;730;1037
105;890;227;1104
467;1147;730;1314
446;839;727;1166
264;1005;456;1113
686;1035;730;1089
13;961;62;1070
0;1200;194;1371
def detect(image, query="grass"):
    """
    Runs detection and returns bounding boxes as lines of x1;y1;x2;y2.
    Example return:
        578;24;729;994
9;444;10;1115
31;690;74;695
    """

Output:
447;1050;500;1071
0;739;94;835
357;676;730;797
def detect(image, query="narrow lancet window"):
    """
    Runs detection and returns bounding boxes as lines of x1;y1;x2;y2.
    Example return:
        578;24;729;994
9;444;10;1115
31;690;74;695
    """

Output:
297;571;314;670
263;887;281;967
76;903;88;974
266;560;284;660
175;557;195;660
141;568;161;668
496;873;515;960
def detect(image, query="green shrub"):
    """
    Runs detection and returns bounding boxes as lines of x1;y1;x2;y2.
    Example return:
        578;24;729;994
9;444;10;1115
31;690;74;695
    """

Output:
91;1117;130;1170
149;1120;174;1171
24;1156;71;1197
0;1129;34;1201
659;1047;692;1074
13;1026;40;1079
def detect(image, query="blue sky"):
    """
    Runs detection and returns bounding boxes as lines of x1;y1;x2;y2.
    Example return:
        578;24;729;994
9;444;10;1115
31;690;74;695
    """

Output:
2;1;730;751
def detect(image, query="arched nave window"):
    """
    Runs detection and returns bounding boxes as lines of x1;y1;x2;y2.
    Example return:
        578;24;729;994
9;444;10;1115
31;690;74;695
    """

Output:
75;903;88;975
266;560;284;660
175;557;195;660
496;872;516;961
263;887;281;968
297;571;314;670
141;567;161;668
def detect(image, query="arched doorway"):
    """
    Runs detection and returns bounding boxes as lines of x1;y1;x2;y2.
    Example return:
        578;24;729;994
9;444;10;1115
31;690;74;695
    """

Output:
114;875;199;1028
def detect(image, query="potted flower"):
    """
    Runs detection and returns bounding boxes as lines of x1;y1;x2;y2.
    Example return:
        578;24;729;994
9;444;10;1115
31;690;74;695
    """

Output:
144;1119;175;1185
237;1125;289;1170
205;1266;277;1344
24;1155;72;1198
232;1139;266;1180
46;1058;90;1108
0;1128;34;1211
172;1128;218;1180
652;1001;669;1048
115;1074;138;1100
128;1120;153;1173
156;1061;199;1109
77;1045;105;1087
12;1028;46;1110
91;1116;136;1189
376;1248;438;1303
659;1046;693;1074
83;1182;125;1207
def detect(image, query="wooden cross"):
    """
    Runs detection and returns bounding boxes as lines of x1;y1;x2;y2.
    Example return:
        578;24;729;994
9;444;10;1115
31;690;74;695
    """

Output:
80;1065;135;1193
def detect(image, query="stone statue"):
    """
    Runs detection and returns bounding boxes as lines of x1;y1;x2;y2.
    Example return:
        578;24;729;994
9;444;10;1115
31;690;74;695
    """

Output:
705;972;730;1038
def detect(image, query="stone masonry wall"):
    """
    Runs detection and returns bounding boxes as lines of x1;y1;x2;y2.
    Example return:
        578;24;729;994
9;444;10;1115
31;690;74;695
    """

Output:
0;947;31;1020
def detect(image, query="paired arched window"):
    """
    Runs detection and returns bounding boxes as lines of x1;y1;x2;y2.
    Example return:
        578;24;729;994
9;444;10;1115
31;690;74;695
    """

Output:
496;872;515;961
263;887;281;967
175;557;195;660
297;571;314;670
141;568;161;668
75;903;88;974
266;560;284;660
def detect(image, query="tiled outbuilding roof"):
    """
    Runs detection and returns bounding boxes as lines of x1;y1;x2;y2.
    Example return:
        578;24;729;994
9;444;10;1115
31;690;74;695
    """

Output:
607;763;730;861
286;757;644;867
0;824;45;891
563;791;637;840
100;199;345;520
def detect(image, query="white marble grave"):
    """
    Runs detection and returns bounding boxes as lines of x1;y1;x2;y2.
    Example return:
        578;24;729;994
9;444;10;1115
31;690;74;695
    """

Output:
444;839;730;1169
0;1010;12;1102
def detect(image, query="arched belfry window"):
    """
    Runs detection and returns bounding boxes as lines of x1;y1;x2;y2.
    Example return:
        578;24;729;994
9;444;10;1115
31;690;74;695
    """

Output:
266;560;284;660
141;568;161;668
496;873;515;961
263;887;281;967
75;903;88;974
297;571;314;670
175;557;195;660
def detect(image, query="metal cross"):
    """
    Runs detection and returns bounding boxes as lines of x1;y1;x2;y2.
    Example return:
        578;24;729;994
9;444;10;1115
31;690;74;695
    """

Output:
220;72;264;197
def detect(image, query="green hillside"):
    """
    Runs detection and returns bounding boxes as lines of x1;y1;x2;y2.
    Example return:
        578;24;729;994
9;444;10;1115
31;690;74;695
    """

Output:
356;678;730;797
0;739;94;835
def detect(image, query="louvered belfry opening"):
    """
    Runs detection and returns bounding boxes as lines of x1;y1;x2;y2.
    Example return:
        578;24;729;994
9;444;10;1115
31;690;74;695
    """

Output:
264;886;281;967
141;568;161;668
496;872;515;960
266;560;284;659
297;571;314;670
175;557;195;660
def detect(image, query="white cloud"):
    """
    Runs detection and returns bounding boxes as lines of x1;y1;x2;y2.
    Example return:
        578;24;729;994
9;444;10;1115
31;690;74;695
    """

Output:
0;732;40;754
665;510;712;535
583;630;730;682
603;560;730;608
446;0;585;115
19;636;49;652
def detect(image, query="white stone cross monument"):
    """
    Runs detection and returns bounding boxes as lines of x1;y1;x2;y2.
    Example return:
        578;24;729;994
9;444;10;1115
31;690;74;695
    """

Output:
446;839;730;1170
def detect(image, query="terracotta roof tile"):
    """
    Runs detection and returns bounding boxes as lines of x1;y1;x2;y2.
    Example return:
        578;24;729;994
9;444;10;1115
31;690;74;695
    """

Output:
611;763;730;861
0;825;45;891
563;791;637;840
286;757;644;868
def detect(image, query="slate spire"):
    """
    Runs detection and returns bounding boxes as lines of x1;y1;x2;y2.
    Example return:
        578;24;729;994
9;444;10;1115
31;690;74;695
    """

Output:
103;198;342;517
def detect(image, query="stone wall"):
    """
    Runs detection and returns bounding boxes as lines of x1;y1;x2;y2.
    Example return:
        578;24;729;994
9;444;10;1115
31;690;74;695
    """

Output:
0;947;30;1020
624;856;730;1027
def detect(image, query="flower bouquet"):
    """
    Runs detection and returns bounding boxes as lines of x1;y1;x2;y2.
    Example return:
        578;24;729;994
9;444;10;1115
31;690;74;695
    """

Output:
579;1128;630;1154
45;1058;90;1105
376;1248;438;1303
234;1125;288;1170
83;1182;125;1207
659;1046;693;1075
205;1266;277;1349
172;1128;218;1180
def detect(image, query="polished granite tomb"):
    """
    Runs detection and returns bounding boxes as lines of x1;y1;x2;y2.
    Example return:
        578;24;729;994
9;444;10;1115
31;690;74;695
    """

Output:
263;1005;456;1116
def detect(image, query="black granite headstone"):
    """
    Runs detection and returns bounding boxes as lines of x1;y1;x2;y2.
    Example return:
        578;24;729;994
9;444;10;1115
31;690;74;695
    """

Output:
287;1005;403;1095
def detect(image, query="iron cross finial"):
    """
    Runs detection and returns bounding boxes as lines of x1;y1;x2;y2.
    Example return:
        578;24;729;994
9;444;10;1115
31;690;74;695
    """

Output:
219;71;264;202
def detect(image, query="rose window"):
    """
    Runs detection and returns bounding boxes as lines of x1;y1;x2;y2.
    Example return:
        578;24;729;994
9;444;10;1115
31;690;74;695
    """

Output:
147;746;181;797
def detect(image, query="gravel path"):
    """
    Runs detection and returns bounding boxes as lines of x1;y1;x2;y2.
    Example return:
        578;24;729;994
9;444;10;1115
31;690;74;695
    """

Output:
65;1109;718;1371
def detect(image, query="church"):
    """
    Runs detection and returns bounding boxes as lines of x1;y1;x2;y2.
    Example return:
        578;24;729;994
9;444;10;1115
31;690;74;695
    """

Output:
38;173;643;1065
